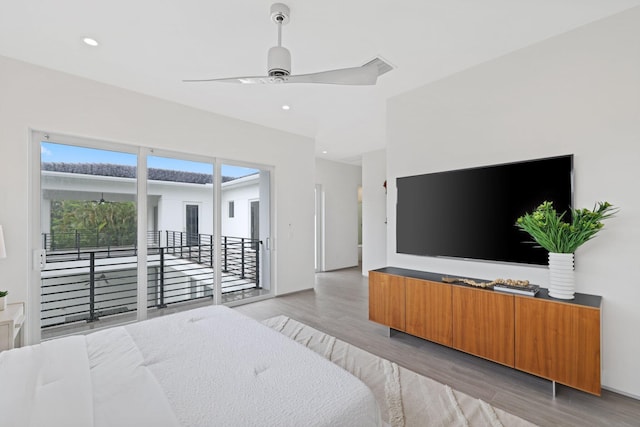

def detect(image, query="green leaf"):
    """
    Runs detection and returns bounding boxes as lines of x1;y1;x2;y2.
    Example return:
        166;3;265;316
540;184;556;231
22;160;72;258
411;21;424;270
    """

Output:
515;201;618;253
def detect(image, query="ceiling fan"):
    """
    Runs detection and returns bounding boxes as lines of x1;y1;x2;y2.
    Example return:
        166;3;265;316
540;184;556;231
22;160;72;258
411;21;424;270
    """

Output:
183;3;392;85
91;193;111;205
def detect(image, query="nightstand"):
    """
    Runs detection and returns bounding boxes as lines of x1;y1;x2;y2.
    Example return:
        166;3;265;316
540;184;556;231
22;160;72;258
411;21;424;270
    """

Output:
0;302;25;351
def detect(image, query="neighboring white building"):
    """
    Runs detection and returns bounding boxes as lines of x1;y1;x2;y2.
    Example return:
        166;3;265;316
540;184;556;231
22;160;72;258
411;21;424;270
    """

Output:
221;173;261;241
41;163;259;243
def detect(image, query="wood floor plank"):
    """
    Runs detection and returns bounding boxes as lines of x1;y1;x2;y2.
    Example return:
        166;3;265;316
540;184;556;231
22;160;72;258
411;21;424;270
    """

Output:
235;266;640;427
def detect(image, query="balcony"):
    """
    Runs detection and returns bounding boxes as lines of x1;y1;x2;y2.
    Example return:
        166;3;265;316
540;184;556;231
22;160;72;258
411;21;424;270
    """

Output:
41;230;264;339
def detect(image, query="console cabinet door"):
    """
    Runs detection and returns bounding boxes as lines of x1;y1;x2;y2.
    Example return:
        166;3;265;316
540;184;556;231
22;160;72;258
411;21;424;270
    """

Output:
369;272;405;330
452;286;515;367
405;278;452;346
515;297;601;395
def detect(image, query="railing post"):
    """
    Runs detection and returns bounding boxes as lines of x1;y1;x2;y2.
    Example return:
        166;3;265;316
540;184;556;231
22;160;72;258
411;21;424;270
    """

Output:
255;241;260;289
210;238;214;267
180;232;183;258
51;230;55;251
241;238;245;279
76;230;81;260
88;252;99;322
198;234;202;264
158;249;166;308
223;236;228;273
43;234;47;252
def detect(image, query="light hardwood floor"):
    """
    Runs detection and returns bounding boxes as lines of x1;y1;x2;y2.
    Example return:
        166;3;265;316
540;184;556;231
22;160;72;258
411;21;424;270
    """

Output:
235;266;640;427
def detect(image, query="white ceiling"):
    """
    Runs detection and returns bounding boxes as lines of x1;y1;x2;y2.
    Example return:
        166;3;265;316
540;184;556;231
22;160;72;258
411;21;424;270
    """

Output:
1;0;638;163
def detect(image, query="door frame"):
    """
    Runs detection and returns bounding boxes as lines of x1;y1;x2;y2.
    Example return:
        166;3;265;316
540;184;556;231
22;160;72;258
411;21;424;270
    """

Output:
219;160;274;301
30;130;141;344
314;184;325;272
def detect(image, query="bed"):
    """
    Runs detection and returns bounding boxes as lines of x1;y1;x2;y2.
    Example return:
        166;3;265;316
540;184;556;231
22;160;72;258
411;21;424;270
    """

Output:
0;305;383;427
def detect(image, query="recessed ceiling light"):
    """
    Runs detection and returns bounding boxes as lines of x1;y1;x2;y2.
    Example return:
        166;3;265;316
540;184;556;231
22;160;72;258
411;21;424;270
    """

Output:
83;37;99;47
281;105;290;110
322;150;328;154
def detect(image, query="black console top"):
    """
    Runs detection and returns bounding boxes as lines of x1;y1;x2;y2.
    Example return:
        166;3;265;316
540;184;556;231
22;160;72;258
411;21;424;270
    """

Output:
372;267;602;309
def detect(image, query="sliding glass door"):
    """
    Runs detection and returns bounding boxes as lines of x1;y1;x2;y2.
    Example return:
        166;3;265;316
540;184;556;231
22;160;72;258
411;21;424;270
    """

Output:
39;136;139;339
33;132;273;341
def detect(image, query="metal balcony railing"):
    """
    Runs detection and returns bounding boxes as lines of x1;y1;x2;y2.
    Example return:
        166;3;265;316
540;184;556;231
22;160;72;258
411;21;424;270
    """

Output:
42;229;140;251
40;230;260;329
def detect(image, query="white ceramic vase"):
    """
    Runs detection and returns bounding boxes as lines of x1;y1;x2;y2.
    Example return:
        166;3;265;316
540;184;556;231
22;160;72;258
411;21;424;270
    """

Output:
0;296;6;311
548;252;575;300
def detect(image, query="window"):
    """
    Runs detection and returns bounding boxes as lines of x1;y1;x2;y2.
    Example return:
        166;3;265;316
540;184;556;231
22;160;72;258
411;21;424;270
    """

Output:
228;201;235;218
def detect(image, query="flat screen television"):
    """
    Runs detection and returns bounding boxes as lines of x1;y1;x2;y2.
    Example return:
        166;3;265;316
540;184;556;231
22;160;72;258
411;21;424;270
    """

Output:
396;155;573;266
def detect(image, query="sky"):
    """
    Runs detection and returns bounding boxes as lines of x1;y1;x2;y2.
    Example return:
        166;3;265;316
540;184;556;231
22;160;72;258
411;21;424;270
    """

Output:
41;142;258;178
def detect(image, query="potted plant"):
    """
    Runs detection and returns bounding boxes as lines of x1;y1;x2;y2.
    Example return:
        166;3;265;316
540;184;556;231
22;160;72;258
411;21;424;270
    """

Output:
0;290;7;311
516;201;617;299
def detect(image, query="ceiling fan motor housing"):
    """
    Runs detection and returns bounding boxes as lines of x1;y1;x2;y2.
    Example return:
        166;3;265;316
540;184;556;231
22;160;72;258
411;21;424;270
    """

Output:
268;46;291;77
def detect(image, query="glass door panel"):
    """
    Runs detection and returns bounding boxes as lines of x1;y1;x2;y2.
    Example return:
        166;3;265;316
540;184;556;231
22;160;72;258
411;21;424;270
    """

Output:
146;155;214;317
220;163;271;303
40;140;138;339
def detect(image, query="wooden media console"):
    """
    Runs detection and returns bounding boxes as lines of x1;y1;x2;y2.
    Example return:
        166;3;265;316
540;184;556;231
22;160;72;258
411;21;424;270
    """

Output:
369;267;602;395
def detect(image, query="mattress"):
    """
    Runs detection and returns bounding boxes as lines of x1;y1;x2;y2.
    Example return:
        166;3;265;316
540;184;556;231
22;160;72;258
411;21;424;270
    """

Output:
0;305;382;427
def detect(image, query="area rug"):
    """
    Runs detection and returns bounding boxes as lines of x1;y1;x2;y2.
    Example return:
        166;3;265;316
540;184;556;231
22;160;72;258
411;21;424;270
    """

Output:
263;315;537;427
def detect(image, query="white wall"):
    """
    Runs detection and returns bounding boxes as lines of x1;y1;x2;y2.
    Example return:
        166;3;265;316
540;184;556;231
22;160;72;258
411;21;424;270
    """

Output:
150;181;214;236
221;176;259;238
361;149;387;275
0;55;316;328
315;158;362;271
386;7;640;397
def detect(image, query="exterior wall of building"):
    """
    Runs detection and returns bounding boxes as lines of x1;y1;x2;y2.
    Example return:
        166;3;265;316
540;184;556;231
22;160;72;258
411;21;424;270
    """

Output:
41;171;260;243
149;180;214;238
221;175;259;239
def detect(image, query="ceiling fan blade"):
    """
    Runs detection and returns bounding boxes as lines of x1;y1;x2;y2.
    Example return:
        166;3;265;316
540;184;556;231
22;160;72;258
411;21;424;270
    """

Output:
285;64;379;85
184;64;380;86
183;76;277;84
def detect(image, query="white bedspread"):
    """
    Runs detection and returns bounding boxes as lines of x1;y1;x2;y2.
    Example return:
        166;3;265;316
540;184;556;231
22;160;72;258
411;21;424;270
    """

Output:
0;306;382;427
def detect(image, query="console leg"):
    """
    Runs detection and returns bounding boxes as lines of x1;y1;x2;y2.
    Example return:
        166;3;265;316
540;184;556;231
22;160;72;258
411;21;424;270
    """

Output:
552;381;557;398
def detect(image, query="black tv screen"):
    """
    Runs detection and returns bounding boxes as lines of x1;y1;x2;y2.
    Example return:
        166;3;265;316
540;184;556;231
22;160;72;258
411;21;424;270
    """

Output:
396;155;573;266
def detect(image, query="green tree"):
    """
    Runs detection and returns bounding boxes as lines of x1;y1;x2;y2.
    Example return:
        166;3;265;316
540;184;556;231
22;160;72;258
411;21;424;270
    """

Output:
50;200;137;249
